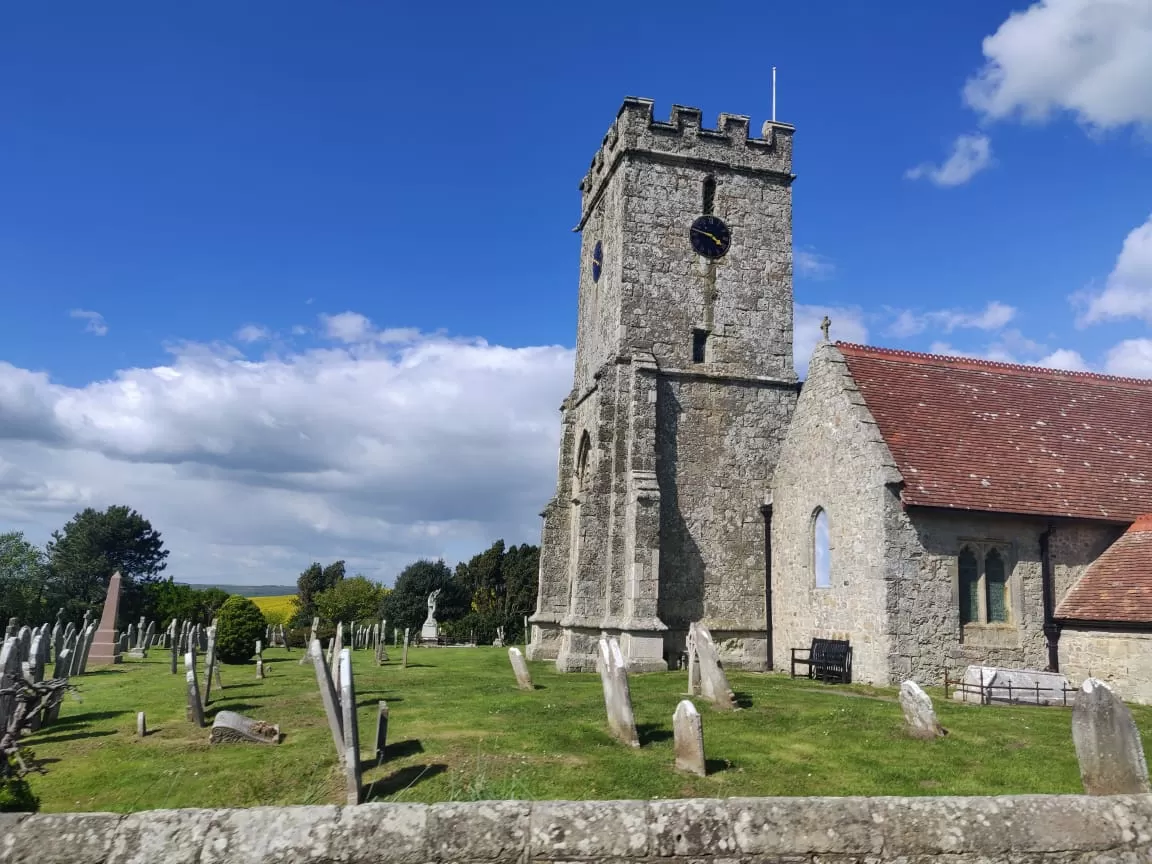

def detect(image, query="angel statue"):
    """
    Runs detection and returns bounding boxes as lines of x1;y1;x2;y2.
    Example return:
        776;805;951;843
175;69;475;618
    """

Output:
425;589;441;622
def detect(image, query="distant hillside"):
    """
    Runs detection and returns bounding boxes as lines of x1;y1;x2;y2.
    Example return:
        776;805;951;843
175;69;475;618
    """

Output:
177;583;296;598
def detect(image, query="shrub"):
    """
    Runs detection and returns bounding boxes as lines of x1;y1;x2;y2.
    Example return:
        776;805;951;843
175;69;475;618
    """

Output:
0;754;39;813
215;595;266;664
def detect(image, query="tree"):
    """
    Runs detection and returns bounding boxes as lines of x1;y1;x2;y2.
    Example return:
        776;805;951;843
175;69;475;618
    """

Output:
142;580;230;627
46;506;168;622
214;595;266;664
382;559;464;636
315;575;386;624
445;540;539;644
0;533;52;626
292;559;346;625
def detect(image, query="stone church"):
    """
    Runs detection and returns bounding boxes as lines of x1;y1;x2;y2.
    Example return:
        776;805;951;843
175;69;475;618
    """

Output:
527;97;1152;703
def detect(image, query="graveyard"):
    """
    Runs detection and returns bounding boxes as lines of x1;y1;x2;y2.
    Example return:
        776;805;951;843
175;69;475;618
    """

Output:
15;641;1152;813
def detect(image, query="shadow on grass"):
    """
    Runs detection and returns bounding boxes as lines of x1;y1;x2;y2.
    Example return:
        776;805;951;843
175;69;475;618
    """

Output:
49;709;131;728
78;668;129;676
704;758;732;774
27;729;117;745
362;763;447;800
733;691;754;709
637;724;673;746
383;739;424;763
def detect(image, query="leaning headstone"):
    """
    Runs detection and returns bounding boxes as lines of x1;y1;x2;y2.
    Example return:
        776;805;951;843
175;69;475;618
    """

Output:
692;623;737;710
142;620;155;651
137;711;147;737
27;633;45;683
330;622;344;690
0;638;19;734
339;648;361;805
597;636;639;747
186;669;205;728
508;647;533;691
118;633;130;656
1072;677;1151;795
900;680;947;739
401;629;409;669
686;626;700;696
53;647;73;681
374;701;389;765
170;632;179;674
310;639;345;766
210;710;280;745
203;627;218;706
673;699;706;775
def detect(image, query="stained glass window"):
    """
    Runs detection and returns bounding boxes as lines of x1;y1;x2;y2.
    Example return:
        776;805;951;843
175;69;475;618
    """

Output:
985;548;1008;623
959;547;979;625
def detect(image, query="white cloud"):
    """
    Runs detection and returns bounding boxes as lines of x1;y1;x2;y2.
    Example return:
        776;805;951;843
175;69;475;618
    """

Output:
69;309;108;336
234;324;272;344
794;248;835;280
964;0;1152;130
886;301;1016;337
0;317;574;585
1078;214;1152;324
321;311;374;343
1104;338;1152;376
794;303;868;377
1038;348;1089;371
905;134;993;187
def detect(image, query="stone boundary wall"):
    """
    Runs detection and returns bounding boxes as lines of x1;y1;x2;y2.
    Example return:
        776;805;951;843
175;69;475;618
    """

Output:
3;795;1152;863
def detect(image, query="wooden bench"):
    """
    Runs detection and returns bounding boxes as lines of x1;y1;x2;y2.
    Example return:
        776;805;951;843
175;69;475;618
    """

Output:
790;638;852;684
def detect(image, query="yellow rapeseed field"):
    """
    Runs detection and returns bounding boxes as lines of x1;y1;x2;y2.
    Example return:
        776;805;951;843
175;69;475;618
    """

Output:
251;594;297;624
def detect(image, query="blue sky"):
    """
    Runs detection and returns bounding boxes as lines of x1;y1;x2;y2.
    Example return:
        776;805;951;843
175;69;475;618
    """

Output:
2;1;1151;585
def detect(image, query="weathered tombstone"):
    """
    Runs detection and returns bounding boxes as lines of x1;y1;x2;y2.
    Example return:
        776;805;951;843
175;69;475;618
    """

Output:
126;623;136;649
310;639;345;766
53;647;72;681
374;701;389;765
686;625;700;696
143;620;155;650
493;625;505;647
118;633;130;656
339;649;361;804
597;636;640;747
4;618;16;639
1072;678;1151;795
210;710;280;744
330;622;344;690
300;617;320;665
256;658;264;679
202;627;218;706
170;632;179;674
673;699;706;775
88;573;125;667
137;711;147;737
692;623;737;710
952;664;1071;706
186;669;205;728
0;638;18;734
900;680;947;739
524;615;529;653
508;647;533;691
401;629;410;668
27;632;45;684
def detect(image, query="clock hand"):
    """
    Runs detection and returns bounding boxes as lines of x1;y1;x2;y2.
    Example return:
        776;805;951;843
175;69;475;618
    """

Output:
691;227;722;244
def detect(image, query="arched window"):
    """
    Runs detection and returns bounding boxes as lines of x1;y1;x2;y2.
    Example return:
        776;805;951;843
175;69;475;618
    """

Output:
574;432;591;494
702;175;716;215
985;548;1008;623
813;508;831;588
958;547;979;625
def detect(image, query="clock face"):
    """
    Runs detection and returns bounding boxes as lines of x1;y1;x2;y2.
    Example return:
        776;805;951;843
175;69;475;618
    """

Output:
689;215;731;260
592;241;603;282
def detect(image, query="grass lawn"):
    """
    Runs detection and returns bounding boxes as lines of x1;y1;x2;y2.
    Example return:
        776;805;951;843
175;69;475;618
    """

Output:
21;646;1152;812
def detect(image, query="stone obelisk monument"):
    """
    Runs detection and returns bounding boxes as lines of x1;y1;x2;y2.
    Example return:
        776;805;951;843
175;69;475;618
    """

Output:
87;571;124;666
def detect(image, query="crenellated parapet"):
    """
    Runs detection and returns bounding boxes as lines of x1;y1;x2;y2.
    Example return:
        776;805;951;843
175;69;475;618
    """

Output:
577;97;794;228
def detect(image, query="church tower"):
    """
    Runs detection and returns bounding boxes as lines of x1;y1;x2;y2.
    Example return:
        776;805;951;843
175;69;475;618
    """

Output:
529;98;798;672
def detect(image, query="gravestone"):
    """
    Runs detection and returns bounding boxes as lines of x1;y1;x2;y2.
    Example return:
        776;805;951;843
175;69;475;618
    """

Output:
952;665;1071;706
4;618;16;639
339;648;361;804
330;623;344;688
203;627;218;706
300;617;320;665
0;638;19;735
310;639;345;766
421;589;441;643
493;626;505;648
402;629;409;669
126;623;136;649
137;712;147;737
53;647;72;681
170;632;179;674
186;669;205;728
210;710;280;744
118;634;130;655
88;572;124;666
686;625;700;696
508;647;533;691
597;636;639;747
27;632;45;683
673;699;706;775
143;620;155;650
900;680;947;739
691;623;737;710
1072;677;1151;795
374;701;389;765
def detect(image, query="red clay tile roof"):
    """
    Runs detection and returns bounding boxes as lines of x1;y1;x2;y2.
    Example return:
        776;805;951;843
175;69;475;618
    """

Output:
836;343;1152;522
1056;514;1152;622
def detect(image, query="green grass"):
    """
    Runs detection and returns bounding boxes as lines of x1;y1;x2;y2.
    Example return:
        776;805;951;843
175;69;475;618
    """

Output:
21;647;1152;812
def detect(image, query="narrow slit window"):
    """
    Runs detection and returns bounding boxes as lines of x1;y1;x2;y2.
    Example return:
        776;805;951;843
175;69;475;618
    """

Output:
985;548;1008;623
692;329;709;363
813;509;831;588
958;547;979;625
702;176;716;215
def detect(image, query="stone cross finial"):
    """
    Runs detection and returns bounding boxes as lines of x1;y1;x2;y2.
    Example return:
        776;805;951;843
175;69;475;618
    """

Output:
820;315;831;341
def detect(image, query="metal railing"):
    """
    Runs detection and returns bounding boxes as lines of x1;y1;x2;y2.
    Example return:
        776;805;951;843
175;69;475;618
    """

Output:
942;668;1077;707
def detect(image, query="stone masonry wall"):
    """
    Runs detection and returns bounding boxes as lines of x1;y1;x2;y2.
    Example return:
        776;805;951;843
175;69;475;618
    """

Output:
4;796;1151;863
1061;629;1152;706
771;342;897;684
890;511;1120;685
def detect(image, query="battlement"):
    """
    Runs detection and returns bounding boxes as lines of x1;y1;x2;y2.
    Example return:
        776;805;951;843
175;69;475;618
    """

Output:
578;97;794;225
